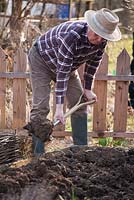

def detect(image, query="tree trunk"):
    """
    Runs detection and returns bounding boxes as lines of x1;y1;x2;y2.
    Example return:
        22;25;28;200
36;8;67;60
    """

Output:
9;0;23;48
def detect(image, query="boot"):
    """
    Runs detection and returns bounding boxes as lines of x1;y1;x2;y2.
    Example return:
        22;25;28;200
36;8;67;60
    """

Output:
32;134;45;156
71;113;88;145
23;122;45;156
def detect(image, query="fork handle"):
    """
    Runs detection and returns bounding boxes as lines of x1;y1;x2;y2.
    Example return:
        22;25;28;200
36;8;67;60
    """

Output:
53;99;96;127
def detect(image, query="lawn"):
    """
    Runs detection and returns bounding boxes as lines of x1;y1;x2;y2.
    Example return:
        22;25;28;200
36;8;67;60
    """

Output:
106;35;133;74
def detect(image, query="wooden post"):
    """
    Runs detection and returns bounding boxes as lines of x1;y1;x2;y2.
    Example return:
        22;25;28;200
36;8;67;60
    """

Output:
0;48;7;128
13;48;27;128
93;53;108;131
114;49;130;132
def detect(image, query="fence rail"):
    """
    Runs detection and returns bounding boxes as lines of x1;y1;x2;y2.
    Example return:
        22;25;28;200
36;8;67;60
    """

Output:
0;47;134;138
0;73;134;81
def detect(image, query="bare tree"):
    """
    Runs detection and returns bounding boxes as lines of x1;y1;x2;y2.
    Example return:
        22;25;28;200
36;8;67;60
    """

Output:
0;0;70;52
0;1;41;51
122;0;134;31
9;0;35;50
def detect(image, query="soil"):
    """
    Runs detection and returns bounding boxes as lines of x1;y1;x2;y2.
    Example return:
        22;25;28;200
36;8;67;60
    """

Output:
0;146;134;200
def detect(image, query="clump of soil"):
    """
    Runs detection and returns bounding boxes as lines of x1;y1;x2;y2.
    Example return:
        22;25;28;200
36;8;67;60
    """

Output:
0;146;134;200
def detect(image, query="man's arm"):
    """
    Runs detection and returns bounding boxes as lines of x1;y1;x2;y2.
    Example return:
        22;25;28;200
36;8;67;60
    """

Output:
83;44;106;100
84;47;106;90
55;34;76;104
54;33;76;123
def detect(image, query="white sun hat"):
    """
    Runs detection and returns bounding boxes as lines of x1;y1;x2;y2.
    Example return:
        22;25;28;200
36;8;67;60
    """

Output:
84;8;121;41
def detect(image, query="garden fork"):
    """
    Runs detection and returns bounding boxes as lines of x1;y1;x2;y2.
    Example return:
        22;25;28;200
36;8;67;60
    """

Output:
53;93;96;126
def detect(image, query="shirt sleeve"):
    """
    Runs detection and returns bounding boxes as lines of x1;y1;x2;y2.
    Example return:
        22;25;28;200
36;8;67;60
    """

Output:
55;33;76;104
84;44;106;90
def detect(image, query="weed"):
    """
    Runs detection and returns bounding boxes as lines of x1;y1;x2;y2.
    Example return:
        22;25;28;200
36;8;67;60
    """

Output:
99;137;128;147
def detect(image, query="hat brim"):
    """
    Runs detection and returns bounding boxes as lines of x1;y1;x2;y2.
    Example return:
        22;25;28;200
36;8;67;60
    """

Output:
84;10;121;41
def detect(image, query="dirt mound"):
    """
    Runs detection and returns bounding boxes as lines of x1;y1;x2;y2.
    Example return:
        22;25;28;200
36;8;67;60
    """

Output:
0;146;134;200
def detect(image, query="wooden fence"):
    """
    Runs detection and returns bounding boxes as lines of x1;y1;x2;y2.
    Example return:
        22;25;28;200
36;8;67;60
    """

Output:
0;47;134;138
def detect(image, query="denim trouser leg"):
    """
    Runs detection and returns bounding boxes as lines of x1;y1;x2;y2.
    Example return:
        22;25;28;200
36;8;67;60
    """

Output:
66;71;88;145
28;45;53;156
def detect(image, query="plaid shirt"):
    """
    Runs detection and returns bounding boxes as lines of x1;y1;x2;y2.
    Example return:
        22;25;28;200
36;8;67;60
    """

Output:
37;21;107;104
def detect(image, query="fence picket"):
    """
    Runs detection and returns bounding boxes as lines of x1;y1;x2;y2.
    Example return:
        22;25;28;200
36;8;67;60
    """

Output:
0;48;7;128
114;49;130;132
13;48;27;128
93;53;108;132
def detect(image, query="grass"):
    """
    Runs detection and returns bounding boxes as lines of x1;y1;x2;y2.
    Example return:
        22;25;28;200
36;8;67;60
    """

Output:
98;137;128;147
106;36;133;74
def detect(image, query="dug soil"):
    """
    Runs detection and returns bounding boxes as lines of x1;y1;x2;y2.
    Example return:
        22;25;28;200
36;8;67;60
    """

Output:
0;146;134;200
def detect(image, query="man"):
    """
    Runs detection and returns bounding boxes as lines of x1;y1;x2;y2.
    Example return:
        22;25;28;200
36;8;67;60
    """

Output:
128;32;134;109
24;8;121;155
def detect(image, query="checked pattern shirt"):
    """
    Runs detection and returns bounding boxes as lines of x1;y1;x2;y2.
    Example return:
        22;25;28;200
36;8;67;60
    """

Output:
36;21;107;104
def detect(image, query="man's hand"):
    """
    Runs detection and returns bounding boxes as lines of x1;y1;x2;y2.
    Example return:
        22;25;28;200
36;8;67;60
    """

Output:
84;89;97;101
54;104;65;124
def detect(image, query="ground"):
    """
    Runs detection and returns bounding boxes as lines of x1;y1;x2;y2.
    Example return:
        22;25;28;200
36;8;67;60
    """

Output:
0;144;134;200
